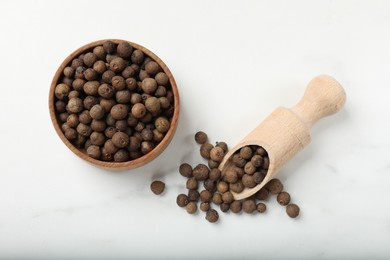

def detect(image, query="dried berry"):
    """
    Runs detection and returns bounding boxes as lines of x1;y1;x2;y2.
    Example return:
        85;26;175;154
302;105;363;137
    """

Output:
286;204;300;218
277;191;291;206
145;96;161;115
150;180;165;195
203;179;216;192
186;202;197;214
255;188;269;201
200;143;213;159
91;119;106;132
230;200;242;213
251;155;263;168
114;149;129;162
104;139;119;154
216;141;228;153
112;75;126;91
112;132;129;148
212;193;222;205
224;168;238;184
195;131;208;144
242;174;257;188
240;146;253;160
266;179;284;195
186;178;198;190
220;203;230;213
140;141;154;154
117;42;133;58
55;83;71;100
131;49;144;64
87;145;101;159
229;180;245;193
200;202;210;212
232;154;246;168
66;114;79;128
132;103;147;119
155;72;169;86
90;132;105;146
205;209;219;223
244;161;256;175
217;181;229;193
193;164;209;181
200;190;212;203
110;57;126;73
179;163;192;178
142;78;157;94
242;199;256;214
253;171;266;184
154;117;170;133
256;203;267;213
188;189;200;202
90;105;105;120
209;168;221;182
210;147;224;162
111;104;128;120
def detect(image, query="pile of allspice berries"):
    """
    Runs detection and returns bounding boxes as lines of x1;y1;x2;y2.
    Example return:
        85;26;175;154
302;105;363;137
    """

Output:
151;131;300;223
53;40;174;162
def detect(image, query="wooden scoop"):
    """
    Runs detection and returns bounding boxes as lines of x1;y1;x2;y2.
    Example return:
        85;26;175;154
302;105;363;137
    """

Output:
219;75;346;200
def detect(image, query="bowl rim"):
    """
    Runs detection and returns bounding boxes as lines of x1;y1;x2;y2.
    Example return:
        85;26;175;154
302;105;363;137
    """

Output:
49;39;180;170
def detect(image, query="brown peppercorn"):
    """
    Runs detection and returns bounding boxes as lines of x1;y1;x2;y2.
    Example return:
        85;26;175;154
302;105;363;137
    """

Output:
84;139;92;150
263;156;270;169
208;159;219;169
220;203;230;213
66;114;79;128
142;78;158;94
74;134;87;148
251;155;263;168
100;99;116;113
195;131;208;144
140;141;154;154
83;68;97;81
179;163;192;178
253;171;266;184
93;45;106;60
139;70;150;81
244;161;257;175
98;84;114;99
77;123;92;137
155;86;167;97
230;200;242;213
125;77;137;90
155;72;169;86
62;77;73;87
240;146;253;160
59;112;69;122
203;179;216;192
63;66;74;78
242;174;257;188
55;83;70;100
112;75;126;91
217;181;229;193
232;154;246;168
205;209;219;223
150;180;165;195
104;127;118;139
222;191;234;204
286;204;300;218
75;66;86;79
186;202;197;214
102;70;115;84
68;90;79;99
200;143;213;159
131;49;144;64
89;131;105;146
186;178;198;190
212;193;222;205
67;98;83;114
200;202;210;212
117;42;133;58
89;105;105;120
224;168;238;184
129;150;142;160
112;132;129;148
72;78;85;91
256;147;268;156
64;128;77;140
103;40;116;54
130;63;140;74
209;168;221;182
62;123;71;132
216;141;228;153
145;61;160;75
255;188;269;201
153;129;164;142
277;191;291;206
55;100;66;113
114;149;130;162
159;97;170;110
104;139;119;154
101;147;113;161
188;189;200;202
128;136;141;152
266;179;284;195
154;117;170;133
87;145;101;159
145;97;161;115
199;190;212;203
141;128;153;141
229;180;245;193
210;147;225;162
121;66;135;79
115;90;131;104
257;203;267;213
91;119;106;132
83;81;99;95
242;199;256;214
83;96;98;110
83;52;97;67
140;113;153;124
193;164;209;181
111;104;128;120
93;60;107;74
109;57;126;73
131;103;146;119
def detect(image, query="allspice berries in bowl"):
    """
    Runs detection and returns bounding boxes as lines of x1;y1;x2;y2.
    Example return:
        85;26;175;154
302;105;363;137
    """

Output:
49;39;180;170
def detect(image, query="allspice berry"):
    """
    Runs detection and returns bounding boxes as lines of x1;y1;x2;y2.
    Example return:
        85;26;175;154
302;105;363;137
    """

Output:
266;178;284;195
110;57;127;73
67;98;83;113
186;178;198;190
210;147;224;162
277;191;291;206
64;128;77;140
230;200;242;213
155;72;169;86
186;202;197;214
66;114;79;128
145;96;161;115
200;190;212;203
242;174;257;188
176;194;189;207
90;105;105;120
90;132;105;146
131;49;144;64
55;83;71;100
112;132;129;148
87;145;101;159
77;123;92;137
154;117;170;133
103;40;116;54
244;161;256;175
145;61;160;75
200;202;210;212
224;168;238;184
286;204;300;218
251;155;263;168
195;131;208;144
209;168;221;182
242;199;256;214
212;193;222;205
150;180;165;195
203;179;215;192
83;81;100;96
179;163;193;178
255;188;269;201
200;143;213;159
216;141;228;153
220;203;230;213
205;209;219;223
253;171;266;184
104;139;119;154
240;146;253;160
221;191;234;204
256;203;267;213
232;154;246;168
98;84;114;99
217;181;229;193
111;104;128;120
117;42;133;58
112;75;126;91
114;149;130;162
192;164;209;181
229;180;245;193
142;78;158;94
132;103;147;119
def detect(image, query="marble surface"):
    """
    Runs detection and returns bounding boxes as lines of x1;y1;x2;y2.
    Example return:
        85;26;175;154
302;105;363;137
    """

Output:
1;0;390;258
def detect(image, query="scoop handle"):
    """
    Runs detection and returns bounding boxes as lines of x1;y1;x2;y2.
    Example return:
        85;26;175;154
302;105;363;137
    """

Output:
291;75;346;128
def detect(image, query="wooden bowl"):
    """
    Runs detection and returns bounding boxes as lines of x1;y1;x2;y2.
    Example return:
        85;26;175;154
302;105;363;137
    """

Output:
49;39;180;170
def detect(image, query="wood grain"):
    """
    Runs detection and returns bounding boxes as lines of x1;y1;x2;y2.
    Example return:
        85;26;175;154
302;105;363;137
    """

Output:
49;39;180;170
219;75;346;200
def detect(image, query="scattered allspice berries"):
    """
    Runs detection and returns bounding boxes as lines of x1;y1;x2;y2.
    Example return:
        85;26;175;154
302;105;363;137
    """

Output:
150;180;165;195
286;204;300;218
205;209;219;223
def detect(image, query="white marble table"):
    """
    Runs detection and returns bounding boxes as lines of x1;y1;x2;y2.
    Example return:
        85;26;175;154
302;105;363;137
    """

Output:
1;0;389;258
